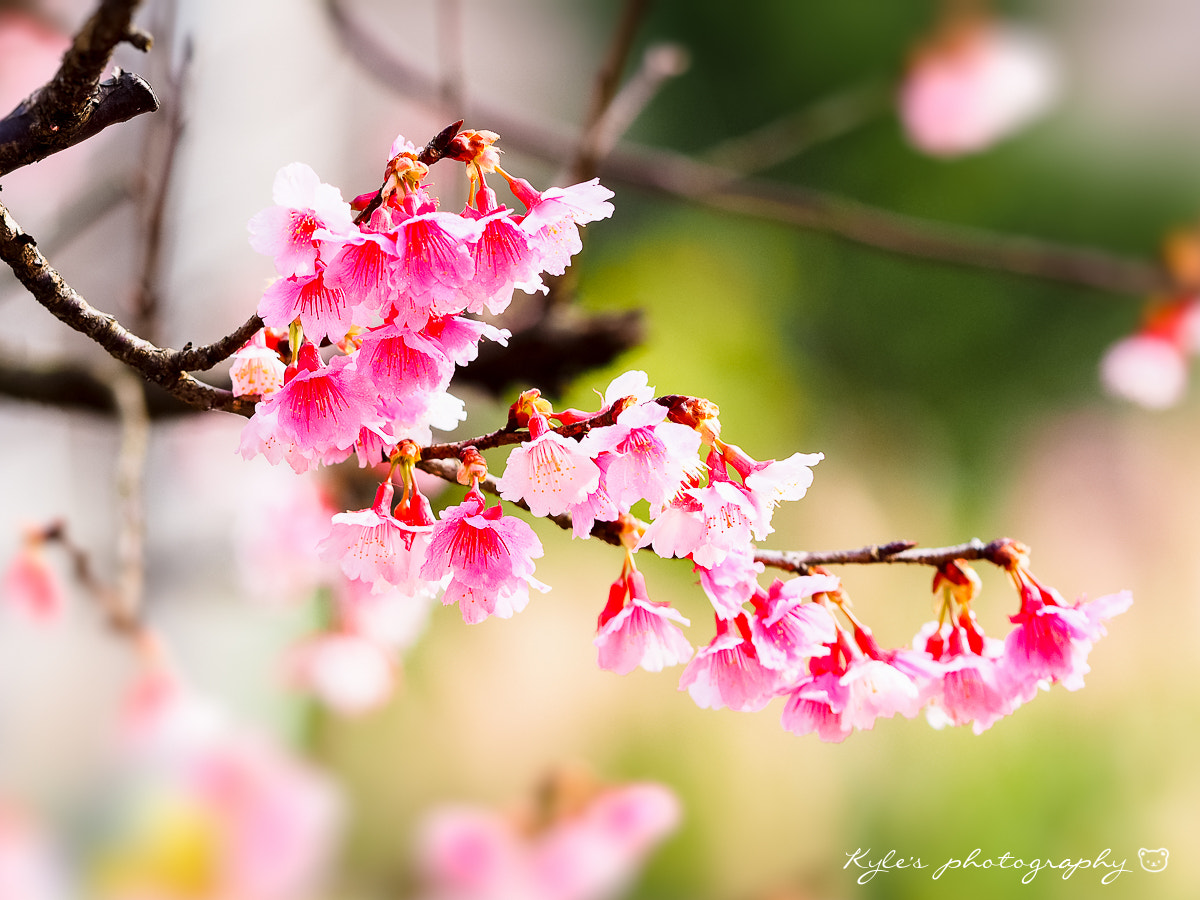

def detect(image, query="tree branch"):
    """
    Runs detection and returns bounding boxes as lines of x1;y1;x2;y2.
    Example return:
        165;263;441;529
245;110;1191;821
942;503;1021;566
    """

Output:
0;199;254;415
0;0;158;178
755;538;1024;573
325;0;1170;297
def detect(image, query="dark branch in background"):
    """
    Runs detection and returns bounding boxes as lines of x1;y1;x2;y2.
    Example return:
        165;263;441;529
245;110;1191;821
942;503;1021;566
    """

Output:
325;0;1172;297
0;199;254;415
570;0;653;185
0;0;158;178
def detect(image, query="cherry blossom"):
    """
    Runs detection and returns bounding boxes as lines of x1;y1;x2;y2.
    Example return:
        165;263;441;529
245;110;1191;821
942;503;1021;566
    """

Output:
595;566;693;675
498;412;601;518
248;162;355;278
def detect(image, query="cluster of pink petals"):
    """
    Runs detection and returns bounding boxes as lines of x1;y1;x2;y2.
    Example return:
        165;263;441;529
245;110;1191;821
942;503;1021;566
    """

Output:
241;139;612;472
416;782;680;900
774;578;1131;742
594;566;693;675
421;484;548;624
1100;295;1200;409
900;19;1059;157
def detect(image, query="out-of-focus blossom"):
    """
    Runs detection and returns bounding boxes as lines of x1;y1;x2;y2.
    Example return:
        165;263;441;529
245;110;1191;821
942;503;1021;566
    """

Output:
416;779;679;900
2;529;63;621
1100;333;1188;409
900;20;1059;157
0;805;67;900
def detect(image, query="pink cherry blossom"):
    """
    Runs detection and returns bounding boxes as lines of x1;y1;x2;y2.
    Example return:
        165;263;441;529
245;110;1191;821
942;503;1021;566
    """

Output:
748;575;839;672
695;547;763;619
567;453;621;539
498;412;601;518
248;162;356;277
259;343;381;459
580;401;702;513
386;208;484;326
0;805;65;900
335;575;438;652
257;268;353;345
1100;334;1188;409
355;321;455;397
595;568;693;675
509;177;615;277
1000;582;1132;698
317;482;435;591
839;658;927;731
900;21;1059;158
322;229;394;312
230;329;286;398
678;615;780;711
780;672;853;743
422;314;511;368
2;536;62;622
641;477;765;569
420;484;547;624
462;202;546;314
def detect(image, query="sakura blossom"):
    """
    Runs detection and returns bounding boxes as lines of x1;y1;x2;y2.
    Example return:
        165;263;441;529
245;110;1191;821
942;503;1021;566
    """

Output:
900;20;1059;158
498;412;601;518
595;567;693;675
1100;333;1188;409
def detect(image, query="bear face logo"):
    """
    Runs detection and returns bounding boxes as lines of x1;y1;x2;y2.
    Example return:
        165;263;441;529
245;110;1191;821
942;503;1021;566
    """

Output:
1138;848;1168;872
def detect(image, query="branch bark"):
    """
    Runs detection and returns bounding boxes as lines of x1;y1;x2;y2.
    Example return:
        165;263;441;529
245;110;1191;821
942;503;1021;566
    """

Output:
0;0;158;178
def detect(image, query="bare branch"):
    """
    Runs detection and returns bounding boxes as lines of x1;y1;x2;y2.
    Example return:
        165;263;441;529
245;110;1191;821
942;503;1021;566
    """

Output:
756;538;1023;574
571;0;654;183
0;0;159;177
325;0;1169;297
109;365;149;619
0;199;254;415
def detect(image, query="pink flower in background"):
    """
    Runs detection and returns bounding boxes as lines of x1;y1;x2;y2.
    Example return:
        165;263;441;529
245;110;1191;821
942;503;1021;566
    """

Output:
498;413;601;518
595;567;693;675
1100;334;1188;409
248;162;356;278
2;532;63;622
900;20;1059;157
416;781;679;900
0;805;65;900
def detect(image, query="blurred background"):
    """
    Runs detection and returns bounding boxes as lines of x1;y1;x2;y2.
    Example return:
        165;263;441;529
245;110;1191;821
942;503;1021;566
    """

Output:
1;0;1198;897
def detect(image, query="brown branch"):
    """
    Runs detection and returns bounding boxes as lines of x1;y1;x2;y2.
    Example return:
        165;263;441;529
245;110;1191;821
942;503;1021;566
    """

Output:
755;538;1023;574
110;365;149;619
571;0;654;184
39;520;142;636
0;0;159;177
326;0;1169;297
0;199;254;416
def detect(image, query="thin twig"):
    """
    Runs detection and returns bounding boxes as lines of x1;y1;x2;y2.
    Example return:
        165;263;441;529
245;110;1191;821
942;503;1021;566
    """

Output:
108;364;149;621
699;78;892;173
325;0;1170;296
570;0;653;184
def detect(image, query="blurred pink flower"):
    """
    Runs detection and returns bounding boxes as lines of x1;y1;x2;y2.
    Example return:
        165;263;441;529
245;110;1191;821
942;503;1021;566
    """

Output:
900;20;1059;157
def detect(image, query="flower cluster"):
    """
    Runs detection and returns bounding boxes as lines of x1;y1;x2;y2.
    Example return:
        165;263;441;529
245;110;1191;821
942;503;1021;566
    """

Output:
230;125;1130;740
237;128;613;474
